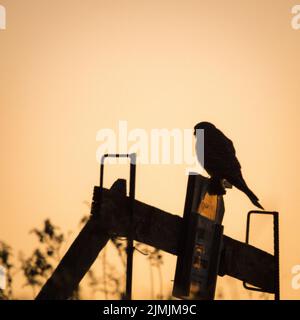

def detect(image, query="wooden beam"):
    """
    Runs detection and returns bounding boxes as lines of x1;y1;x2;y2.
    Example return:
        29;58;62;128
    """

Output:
99;180;275;292
219;236;275;293
36;179;275;300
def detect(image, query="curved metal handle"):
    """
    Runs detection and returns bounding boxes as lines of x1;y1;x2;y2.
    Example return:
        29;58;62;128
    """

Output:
243;210;280;300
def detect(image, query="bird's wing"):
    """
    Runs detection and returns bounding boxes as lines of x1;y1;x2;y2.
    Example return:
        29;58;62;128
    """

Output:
203;128;241;176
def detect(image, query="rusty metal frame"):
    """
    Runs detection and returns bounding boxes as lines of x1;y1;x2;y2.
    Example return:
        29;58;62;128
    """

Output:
243;210;280;300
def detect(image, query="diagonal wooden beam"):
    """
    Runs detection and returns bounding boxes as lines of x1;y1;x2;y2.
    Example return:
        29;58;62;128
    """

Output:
36;179;275;300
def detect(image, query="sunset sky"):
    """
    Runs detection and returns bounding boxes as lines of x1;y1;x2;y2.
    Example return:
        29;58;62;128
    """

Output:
0;0;300;299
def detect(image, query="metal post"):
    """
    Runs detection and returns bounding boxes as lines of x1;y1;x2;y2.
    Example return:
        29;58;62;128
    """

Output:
273;212;280;300
126;154;136;300
100;154;136;300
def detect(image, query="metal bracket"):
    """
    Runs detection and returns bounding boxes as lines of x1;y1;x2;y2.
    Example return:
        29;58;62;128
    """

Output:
243;210;280;300
100;153;136;300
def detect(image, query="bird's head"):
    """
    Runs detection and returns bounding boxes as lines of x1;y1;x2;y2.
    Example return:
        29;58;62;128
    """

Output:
193;122;216;136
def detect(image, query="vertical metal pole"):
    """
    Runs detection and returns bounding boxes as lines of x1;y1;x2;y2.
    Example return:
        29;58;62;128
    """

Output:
126;154;136;300
99;153;136;300
100;157;105;187
273;212;280;300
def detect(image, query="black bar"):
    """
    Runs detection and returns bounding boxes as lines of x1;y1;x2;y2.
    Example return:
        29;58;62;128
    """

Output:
1;300;293;319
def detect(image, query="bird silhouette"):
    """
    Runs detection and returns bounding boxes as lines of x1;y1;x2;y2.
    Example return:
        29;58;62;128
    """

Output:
194;122;264;210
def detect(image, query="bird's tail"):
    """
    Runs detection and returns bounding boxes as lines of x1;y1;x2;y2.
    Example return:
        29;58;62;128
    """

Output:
244;186;264;210
230;175;264;210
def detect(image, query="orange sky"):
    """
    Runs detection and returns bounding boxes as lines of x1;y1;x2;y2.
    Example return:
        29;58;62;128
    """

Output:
0;0;300;299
